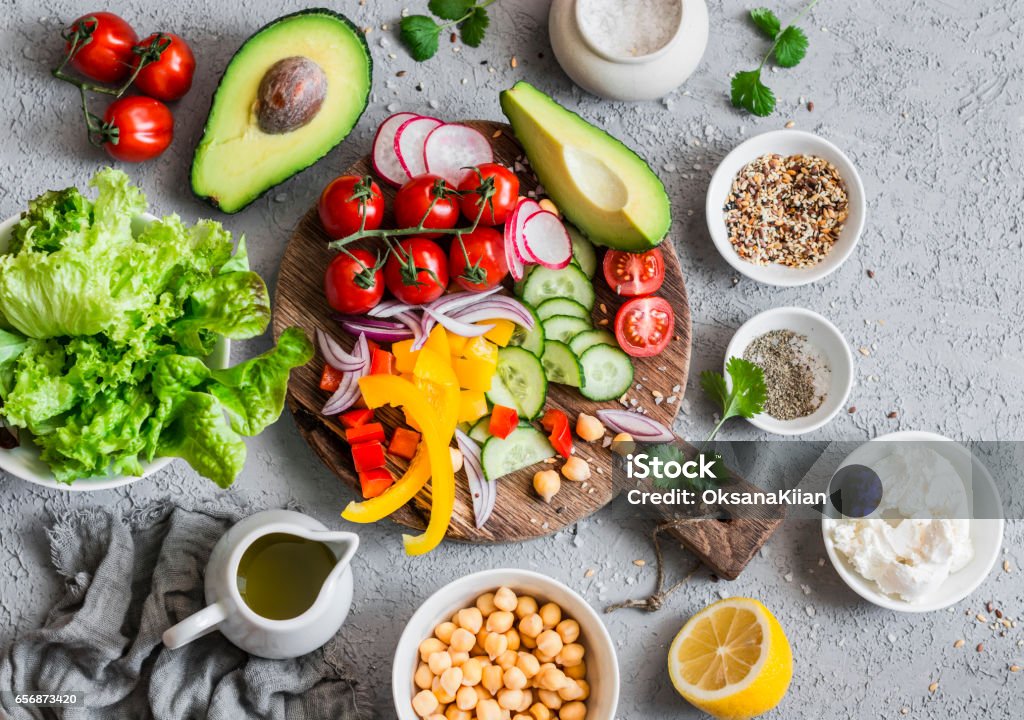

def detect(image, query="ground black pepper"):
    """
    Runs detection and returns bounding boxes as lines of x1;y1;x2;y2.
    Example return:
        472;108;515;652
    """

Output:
743;329;830;420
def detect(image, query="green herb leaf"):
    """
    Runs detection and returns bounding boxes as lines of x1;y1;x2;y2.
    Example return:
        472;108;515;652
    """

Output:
400;15;441;61
773;25;809;67
428;0;474;20
730;69;776;117
750;8;781;38
648;444;721;493
460;6;489;48
700;357;766;423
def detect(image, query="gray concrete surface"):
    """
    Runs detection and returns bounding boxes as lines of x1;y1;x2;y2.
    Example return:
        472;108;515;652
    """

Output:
1;0;1023;717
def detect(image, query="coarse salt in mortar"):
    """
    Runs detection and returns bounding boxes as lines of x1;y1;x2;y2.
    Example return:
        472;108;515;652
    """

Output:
577;0;682;58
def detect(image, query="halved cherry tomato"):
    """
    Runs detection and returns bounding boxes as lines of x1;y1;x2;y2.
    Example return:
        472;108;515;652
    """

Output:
614;296;675;358
351;441;387;473
602;248;665;297
325;248;385;315
450;227;508;292
388;427;421;460
489;405;519;440
346;423;386;445
358;467;394;499
458;163;520;226
319;175;384;240
66;12;139;84
540;408;572;458
131;32;195;101
320;363;344;392
339;408;375;429
394;175;459;238
384;237;449;305
369;348;396;376
102;96;173;162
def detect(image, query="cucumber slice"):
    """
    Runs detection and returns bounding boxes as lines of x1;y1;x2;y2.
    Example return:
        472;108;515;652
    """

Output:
542;315;592;344
491;346;547;419
481;426;555;481
541;340;583;387
521;264;595;311
537;298;590;322
569;329;616;356
469;415;491;444
513;266;534;297
579;344;634;401
508;302;545;357
567;225;597;279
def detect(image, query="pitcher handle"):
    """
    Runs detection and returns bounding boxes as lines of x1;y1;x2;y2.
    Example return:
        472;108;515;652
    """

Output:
162;601;228;649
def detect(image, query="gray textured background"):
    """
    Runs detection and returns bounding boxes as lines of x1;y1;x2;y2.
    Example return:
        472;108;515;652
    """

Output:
1;0;1023;717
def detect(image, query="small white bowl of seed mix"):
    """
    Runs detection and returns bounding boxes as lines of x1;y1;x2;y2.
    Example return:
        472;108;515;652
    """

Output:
706;130;865;286
725;306;854;435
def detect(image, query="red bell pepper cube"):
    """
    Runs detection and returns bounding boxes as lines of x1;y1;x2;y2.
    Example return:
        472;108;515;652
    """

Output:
339;408;375;430
388;426;421;460
489;405;519;440
358;467;394;498
370;348;396;375
320;364;344;392
351;441;386;473
346;422;386;445
540;408;572;458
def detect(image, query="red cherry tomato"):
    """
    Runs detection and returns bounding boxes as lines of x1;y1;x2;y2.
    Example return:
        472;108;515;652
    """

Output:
458;163;520;226
131;32;195;101
614;296;675;358
318;175;385;240
101;96;173;162
324;248;385;315
602;248;665;297
66;12;139;84
449;227;509;292
393;175;459;238
384;238;449;305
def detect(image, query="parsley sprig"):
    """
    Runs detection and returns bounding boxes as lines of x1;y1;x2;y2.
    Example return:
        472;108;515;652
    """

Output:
731;1;820;116
400;0;496;62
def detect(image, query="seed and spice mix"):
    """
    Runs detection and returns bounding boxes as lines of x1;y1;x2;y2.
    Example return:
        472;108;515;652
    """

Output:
724;153;849;268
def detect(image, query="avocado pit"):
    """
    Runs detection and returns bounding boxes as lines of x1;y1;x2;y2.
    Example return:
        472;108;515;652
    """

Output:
256;56;327;134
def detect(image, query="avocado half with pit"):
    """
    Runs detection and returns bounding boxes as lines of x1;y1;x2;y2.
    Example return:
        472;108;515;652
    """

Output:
191;9;372;213
500;81;670;251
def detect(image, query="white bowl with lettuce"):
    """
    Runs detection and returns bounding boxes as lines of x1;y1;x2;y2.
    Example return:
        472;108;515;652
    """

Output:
0;169;313;492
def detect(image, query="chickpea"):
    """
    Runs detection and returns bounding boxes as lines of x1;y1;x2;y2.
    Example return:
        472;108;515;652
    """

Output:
514;716;533;720
449;446;464;473
482;664;504;695
529;703;553;720
427;715;446;720
484;631;508;660
449;651;469;667
505;628;521;651
516;651;541;678
460;657;484;686
475;684;492;702
428;651;452;675
476;593;498;616
440;666;463;697
560;457;591;483
537;666;569;691
414;663;434;690
476;698;502;720
455;685;478;711
534;650;555;664
497;688;525;710
517;689;534;712
419;637;446;662
431;676;455;704
555;620;580;645
494;586;518;612
559;701;587;720
564;661;586;680
520;633;537;649
575;413;605;442
496;649;518;670
434;621;456;645
487;610;515;634
475;627;490;649
456;607;483;634
536;629;563;658
519;613;544;638
557;679;584;701
538;603;562;629
504;665;528;690
556;643;584;668
445;708;470;720
612;432;634;454
449;628;475;653
537;688;563;710
515;595;539;619
575;680;590;701
533;470;561;503
412;689;439;717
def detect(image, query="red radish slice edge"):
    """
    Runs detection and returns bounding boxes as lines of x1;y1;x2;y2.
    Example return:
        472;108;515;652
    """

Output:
423;124;494;187
522;211;572;270
512;199;542;263
395;116;443;180
372;112;420;187
503;211;525;281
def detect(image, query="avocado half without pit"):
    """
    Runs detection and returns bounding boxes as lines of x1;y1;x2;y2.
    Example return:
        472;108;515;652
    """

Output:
191;9;372;214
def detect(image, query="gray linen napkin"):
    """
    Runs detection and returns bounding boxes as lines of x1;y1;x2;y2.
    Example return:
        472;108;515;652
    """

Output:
0;502;370;720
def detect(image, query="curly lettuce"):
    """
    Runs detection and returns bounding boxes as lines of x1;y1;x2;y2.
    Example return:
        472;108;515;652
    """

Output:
0;168;312;486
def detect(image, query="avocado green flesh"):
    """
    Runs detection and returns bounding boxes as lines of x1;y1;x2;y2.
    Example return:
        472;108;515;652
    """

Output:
500;81;670;251
191;10;371;213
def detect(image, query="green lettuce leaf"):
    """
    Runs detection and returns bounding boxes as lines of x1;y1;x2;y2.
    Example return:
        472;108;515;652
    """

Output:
9;187;92;255
172;271;271;353
1;339;77;433
156;391;247;489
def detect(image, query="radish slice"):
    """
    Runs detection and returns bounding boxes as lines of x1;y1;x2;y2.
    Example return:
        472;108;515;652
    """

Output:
504;217;525;281
512;199;542;263
423;124;494;187
372;112;420;186
395;116;442;179
522;211;572;270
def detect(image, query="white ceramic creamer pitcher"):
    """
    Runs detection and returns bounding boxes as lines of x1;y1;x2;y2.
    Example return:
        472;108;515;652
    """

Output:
162;509;359;659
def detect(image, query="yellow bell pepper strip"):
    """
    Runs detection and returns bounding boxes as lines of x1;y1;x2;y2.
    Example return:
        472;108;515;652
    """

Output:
423;325;450;358
412;347;460;438
454;356;497;392
447;333;469;357
483;319;516;346
458;390;488;423
462;336;499;363
392;338;419;373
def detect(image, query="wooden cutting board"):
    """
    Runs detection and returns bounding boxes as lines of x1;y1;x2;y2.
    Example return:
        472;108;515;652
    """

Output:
273;120;778;578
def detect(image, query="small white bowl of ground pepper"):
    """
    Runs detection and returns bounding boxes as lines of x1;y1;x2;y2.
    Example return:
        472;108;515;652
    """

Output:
706;130;866;286
725;306;854;435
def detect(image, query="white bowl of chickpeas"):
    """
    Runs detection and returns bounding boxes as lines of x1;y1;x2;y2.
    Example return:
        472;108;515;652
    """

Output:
393;568;619;720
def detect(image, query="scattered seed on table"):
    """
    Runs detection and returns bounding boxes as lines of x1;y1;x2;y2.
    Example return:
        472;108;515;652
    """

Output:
977;613;988;623
977;643;984;652
807;101;815;111
953;639;965;648
928;681;939;693
633;559;646;567
1004;560;1013;572
887;411;898;419
510;56;518;68
848;406;857;413
867;269;876;278
1011;665;1021;673
859;346;871;356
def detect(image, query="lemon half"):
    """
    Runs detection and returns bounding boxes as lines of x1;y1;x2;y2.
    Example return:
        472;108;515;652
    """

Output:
668;597;793;720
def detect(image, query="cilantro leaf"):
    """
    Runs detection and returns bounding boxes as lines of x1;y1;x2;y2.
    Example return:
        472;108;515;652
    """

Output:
428;0;474;20
701;356;766;428
647;443;721;493
730;70;776;117
750;8;781;38
773;25;809;67
400;15;442;61
460;6;489;48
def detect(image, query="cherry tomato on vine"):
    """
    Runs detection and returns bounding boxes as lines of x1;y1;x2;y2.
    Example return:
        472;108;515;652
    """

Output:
318;175;385;240
324;248;385;315
614;296;675;358
393;175;459;238
131;32;195;101
66;12;139;84
384;238;449;305
602;248;665;297
101;96;173;162
458;163;519;226
449;227;508;292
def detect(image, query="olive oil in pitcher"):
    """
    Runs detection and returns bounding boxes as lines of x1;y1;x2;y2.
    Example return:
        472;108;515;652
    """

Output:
236;533;336;620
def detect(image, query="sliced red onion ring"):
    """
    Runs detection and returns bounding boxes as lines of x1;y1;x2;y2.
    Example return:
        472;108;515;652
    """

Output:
316;328;363;372
322;332;372;416
336;316;415;343
424;307;493;337
456;429;495;529
596;409;675;442
427;287;501;316
450;297;535;329
368;300;417;318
